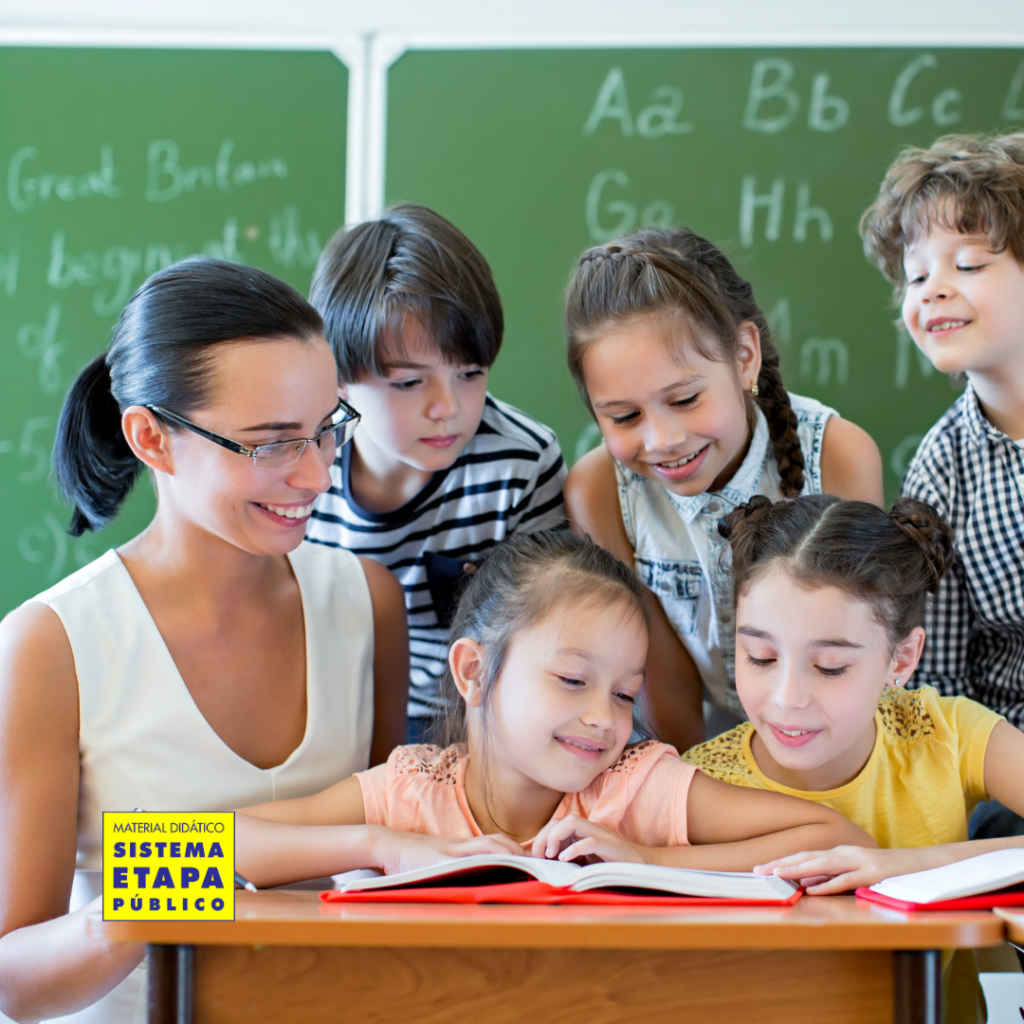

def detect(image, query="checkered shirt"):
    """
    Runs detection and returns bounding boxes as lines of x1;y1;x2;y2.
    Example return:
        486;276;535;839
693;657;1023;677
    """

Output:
900;383;1024;729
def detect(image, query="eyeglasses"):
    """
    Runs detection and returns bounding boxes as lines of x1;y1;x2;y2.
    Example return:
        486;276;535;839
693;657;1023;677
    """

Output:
145;398;360;469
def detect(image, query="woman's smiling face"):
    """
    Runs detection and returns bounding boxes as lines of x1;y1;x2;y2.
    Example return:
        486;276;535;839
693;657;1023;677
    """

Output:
150;335;340;556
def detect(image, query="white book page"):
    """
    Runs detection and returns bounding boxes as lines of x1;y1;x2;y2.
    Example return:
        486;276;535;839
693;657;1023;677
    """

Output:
872;849;1024;903
333;854;580;891
567;862;798;898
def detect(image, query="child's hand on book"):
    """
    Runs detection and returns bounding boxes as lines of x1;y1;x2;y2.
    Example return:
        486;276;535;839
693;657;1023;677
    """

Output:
373;827;525;875
531;814;647;865
753;845;929;895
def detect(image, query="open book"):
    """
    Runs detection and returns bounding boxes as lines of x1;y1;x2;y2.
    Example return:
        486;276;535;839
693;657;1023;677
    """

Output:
320;854;801;906
857;849;1024;911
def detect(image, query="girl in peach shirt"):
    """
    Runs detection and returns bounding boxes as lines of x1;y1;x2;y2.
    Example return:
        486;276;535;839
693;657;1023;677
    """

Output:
236;531;871;884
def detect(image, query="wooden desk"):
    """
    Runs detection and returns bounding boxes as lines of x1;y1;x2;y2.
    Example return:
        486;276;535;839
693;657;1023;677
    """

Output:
994;909;1024;971
92;891;1004;1024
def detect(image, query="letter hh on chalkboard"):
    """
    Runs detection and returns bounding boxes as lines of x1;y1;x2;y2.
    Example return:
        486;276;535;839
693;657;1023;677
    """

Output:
739;176;784;247
792;183;833;243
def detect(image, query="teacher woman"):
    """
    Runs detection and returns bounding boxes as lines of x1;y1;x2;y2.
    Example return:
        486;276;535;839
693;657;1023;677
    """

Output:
0;258;408;1022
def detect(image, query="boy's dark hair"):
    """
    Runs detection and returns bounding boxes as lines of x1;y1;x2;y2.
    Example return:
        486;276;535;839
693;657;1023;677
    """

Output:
718;494;955;651
565;226;806;497
435;529;649;748
310;204;504;381
53;257;323;537
860;132;1024;298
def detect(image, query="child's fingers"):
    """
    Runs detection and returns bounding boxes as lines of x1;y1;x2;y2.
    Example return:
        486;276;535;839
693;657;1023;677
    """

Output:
754;850;828;872
804;873;861;896
557;837;598;862
768;855;847;879
535;815;589;859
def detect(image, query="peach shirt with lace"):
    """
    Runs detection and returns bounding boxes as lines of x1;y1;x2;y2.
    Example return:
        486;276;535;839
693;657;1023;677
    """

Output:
356;739;696;847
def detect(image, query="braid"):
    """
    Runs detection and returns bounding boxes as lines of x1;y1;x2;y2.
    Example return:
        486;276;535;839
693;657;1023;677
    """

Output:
756;347;805;498
889;497;955;592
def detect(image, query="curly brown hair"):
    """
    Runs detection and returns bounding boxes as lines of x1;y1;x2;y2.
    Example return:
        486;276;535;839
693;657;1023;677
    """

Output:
565;227;806;497
860;132;1024;298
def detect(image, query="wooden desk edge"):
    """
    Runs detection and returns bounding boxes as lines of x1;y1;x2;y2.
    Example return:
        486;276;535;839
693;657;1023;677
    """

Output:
994;908;1024;943
89;895;1007;951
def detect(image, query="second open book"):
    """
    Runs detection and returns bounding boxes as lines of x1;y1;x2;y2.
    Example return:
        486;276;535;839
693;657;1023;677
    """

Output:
320;854;801;906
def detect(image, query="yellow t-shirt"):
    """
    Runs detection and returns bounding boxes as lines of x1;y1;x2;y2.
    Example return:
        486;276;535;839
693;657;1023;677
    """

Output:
682;686;1003;848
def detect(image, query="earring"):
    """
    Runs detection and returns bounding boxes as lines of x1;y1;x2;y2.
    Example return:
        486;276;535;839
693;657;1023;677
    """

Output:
894;678;901;686
750;383;759;397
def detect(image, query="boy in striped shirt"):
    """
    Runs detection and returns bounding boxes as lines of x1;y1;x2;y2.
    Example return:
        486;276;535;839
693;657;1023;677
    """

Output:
306;205;566;739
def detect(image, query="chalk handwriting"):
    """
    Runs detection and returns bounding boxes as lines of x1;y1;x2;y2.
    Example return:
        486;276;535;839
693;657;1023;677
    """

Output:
894;325;935;389
1003;60;1024;121
8;145;120;213
16;304;65;395
743;60;849;134
800;337;849;386
583;68;694;138
765;298;792;345
16;417;54;484
739;178;832;247
585;169;673;243
47;220;240;316
888;55;961;128
145;138;287;204
17;510;98;583
0;245;19;296
269;206;322;269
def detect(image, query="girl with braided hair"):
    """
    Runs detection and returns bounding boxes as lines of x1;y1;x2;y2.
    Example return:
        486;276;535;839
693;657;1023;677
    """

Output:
682;494;1024;894
564;227;881;750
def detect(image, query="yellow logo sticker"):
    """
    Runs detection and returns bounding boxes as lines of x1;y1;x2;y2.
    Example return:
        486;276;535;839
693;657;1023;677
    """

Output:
102;812;235;921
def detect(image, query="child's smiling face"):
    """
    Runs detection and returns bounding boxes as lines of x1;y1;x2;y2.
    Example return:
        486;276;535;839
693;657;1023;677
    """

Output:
735;565;923;793
581;313;761;497
467;597;647;798
901;222;1024;381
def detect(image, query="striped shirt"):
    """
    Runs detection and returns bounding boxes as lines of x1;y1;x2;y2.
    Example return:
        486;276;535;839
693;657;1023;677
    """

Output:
306;395;567;719
900;382;1024;728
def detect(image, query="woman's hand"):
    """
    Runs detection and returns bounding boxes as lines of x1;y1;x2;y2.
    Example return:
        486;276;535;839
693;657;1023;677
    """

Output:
754;845;930;895
372;827;525;876
531;814;648;865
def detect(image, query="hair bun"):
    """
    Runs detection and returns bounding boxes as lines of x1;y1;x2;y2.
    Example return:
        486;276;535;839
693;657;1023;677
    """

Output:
717;494;773;540
889;497;955;592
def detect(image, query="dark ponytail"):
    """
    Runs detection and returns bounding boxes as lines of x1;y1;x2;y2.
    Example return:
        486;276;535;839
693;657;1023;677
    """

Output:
53;257;324;536
719;494;955;649
565;226;805;496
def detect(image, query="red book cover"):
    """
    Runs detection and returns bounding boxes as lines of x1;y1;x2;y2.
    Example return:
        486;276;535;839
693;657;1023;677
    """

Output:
855;886;1024;912
321;879;804;907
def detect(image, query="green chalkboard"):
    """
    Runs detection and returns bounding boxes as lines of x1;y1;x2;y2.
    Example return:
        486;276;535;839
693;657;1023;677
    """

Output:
386;47;1024;501
0;47;346;613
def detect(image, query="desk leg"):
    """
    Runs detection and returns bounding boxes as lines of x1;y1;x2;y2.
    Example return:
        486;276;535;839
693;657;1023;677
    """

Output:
176;945;194;1024
895;950;942;1024
146;944;194;1024
1010;941;1024;974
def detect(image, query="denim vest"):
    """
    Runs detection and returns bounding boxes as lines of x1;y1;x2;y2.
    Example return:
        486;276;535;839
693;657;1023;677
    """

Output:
616;393;834;714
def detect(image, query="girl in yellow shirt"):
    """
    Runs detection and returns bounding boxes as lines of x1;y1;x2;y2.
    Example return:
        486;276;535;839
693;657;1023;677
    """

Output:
682;494;1024;894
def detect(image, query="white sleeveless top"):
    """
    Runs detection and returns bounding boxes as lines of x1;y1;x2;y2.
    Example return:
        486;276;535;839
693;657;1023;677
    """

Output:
30;541;375;1024
616;393;834;715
